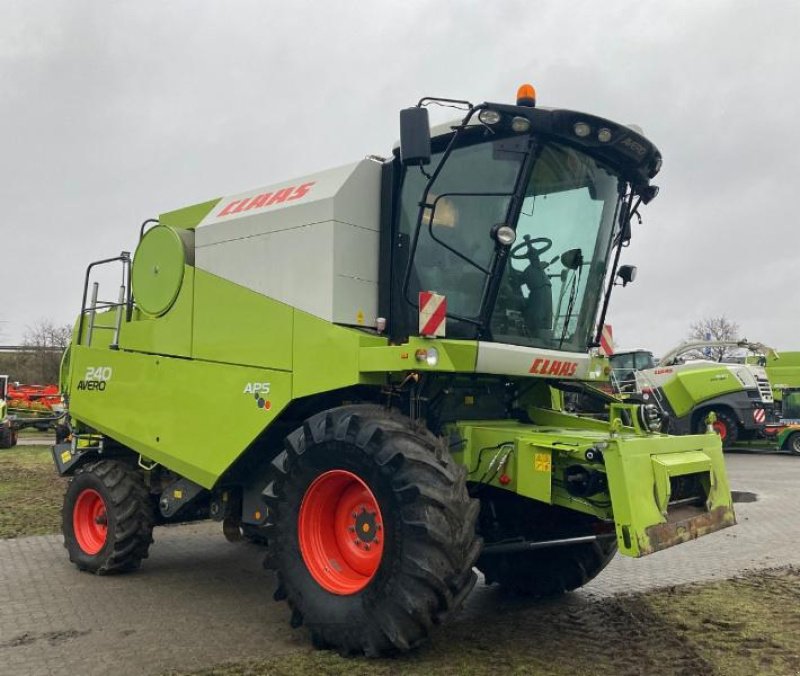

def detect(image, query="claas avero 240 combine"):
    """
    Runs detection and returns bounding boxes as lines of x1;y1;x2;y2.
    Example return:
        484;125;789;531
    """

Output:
53;84;736;656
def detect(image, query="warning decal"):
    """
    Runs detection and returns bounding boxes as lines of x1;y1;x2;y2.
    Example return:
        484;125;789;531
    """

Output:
599;324;614;356
419;291;447;337
534;453;552;472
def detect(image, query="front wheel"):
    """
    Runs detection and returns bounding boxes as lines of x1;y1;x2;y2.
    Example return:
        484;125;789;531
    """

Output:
477;539;617;597
265;407;481;656
786;432;800;456
695;409;739;448
62;459;154;574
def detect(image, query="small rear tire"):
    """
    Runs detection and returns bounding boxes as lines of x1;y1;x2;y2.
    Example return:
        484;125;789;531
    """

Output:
241;524;270;545
62;459;154;574
0;426;14;449
55;423;71;444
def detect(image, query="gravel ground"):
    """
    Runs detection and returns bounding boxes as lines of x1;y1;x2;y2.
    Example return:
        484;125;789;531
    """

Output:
13;433;53;447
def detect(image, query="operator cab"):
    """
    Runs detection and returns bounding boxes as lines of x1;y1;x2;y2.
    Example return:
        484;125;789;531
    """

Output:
779;387;800;422
609;349;657;392
384;85;661;356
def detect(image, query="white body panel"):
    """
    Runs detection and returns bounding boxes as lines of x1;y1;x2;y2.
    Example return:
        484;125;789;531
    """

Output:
476;342;599;380
195;160;382;326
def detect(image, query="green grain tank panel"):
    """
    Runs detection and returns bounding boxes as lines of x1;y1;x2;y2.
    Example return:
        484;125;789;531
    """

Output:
121;266;194;358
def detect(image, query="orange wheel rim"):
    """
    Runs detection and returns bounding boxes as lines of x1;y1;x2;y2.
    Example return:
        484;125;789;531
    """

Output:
712;420;727;440
298;469;384;595
73;488;108;555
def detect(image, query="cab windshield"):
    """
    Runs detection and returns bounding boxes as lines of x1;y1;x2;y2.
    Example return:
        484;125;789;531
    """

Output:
397;132;624;351
491;142;621;351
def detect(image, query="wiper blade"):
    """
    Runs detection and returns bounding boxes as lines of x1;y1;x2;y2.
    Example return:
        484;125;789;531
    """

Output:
557;266;582;349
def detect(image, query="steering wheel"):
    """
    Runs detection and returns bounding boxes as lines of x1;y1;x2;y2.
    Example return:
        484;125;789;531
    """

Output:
505;234;555;335
510;235;553;260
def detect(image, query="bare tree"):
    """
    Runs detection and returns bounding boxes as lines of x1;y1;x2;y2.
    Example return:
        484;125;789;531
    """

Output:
24;320;72;351
687;316;741;361
18;319;72;384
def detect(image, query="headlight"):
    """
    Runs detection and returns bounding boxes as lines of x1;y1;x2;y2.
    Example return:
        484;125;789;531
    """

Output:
597;127;612;143
478;109;502;125
511;116;530;133
492;224;517;246
573;121;591;138
415;347;439;367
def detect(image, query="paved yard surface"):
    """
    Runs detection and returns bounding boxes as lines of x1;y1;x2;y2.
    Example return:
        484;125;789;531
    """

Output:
14;434;52;447
0;451;798;676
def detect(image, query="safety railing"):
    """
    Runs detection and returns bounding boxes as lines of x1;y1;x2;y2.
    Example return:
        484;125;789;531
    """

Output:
77;252;132;350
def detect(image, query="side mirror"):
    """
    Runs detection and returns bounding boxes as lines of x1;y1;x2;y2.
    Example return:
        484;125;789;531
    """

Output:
560;248;583;270
616;265;637;287
399;107;431;166
639;184;660;204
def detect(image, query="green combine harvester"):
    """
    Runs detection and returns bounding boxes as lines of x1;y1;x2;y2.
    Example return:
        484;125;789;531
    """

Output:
53;85;735;655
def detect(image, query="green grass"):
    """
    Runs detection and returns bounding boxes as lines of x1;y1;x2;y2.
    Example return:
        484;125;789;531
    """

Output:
169;568;800;676
0;443;66;538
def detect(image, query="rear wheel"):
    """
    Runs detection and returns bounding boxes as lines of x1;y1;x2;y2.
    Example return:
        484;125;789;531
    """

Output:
0;426;14;449
264;406;481;656
695;409;739;448
55;422;71;444
62;459;154;574
786;432;800;456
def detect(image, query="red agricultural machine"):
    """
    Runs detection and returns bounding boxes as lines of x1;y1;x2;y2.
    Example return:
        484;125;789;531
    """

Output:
0;376;66;445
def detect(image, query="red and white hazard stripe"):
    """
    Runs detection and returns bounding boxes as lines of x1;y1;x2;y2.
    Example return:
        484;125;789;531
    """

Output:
419;291;447;337
599;324;614;356
753;408;766;424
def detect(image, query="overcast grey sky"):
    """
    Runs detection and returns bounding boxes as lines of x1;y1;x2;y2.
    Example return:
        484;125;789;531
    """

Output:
1;0;798;356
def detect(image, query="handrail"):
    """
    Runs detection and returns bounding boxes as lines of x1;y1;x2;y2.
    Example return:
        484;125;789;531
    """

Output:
77;252;131;347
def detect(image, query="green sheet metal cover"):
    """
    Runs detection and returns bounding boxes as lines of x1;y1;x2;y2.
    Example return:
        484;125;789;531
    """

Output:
132;225;192;316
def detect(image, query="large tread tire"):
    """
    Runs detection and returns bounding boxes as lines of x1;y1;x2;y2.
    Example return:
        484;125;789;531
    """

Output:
477;538;617;597
62;459;154;574
0;426;13;449
264;406;481;656
695;409;739;448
